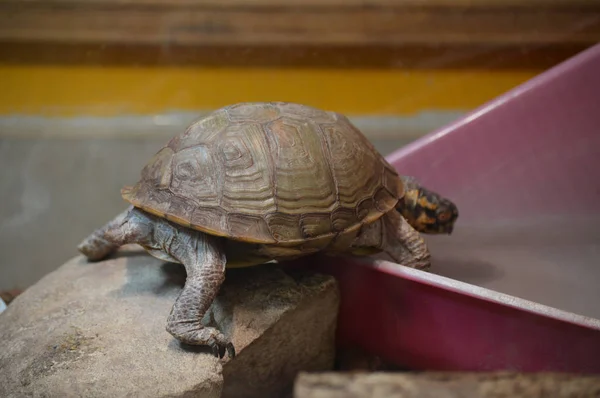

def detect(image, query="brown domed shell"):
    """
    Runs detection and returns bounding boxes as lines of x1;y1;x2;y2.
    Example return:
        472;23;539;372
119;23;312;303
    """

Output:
122;102;404;244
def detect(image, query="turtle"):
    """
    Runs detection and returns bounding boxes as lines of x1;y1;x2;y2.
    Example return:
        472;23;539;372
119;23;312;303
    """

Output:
78;102;458;359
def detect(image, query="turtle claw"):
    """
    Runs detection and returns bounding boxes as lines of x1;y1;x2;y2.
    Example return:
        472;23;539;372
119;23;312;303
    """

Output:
209;338;235;359
226;342;236;359
210;342;221;358
166;322;235;359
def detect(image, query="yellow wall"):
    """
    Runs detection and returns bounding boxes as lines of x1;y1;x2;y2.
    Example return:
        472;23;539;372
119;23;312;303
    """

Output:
1;66;539;117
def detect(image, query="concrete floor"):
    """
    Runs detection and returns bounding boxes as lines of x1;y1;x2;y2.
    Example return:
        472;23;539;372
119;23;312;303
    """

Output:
1;114;449;290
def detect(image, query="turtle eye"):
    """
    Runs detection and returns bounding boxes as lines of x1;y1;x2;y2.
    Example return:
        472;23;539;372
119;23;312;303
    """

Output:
437;211;450;222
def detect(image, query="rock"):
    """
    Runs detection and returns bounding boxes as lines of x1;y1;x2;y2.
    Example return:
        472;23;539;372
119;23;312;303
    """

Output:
0;246;339;398
294;372;600;398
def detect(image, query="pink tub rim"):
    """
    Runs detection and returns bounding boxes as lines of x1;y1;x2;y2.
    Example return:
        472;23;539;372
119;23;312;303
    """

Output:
357;257;600;332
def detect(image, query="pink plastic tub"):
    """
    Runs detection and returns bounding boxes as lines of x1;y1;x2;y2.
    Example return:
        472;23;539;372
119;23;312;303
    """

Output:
311;44;600;373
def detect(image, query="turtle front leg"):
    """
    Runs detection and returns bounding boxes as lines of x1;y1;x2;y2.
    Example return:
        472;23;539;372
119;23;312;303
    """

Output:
162;225;234;359
354;210;431;270
381;210;431;270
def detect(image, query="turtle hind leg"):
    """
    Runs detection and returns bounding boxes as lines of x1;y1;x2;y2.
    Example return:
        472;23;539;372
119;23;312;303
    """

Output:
80;206;234;358
78;206;131;261
77;205;152;261
162;224;234;359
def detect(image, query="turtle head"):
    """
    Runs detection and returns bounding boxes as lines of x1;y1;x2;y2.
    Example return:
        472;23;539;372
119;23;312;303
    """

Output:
398;185;459;235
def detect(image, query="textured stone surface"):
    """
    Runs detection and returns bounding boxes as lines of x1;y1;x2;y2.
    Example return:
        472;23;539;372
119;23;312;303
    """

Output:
0;246;339;397
294;372;600;398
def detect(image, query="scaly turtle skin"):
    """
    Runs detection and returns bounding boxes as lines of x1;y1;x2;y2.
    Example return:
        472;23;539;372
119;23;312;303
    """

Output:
78;102;458;359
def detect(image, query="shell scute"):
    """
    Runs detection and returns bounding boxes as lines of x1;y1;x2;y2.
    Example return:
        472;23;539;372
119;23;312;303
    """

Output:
300;213;332;239
319;122;384;212
140;147;174;190
225;102;281;124
265;213;301;242
275;102;338;124
144;187;171;215
170;109;229;152
373;187;398;213
331;207;358;232
170;146;218;206
166;194;197;223
226;213;274;243
219;124;276;214
266;116;337;214
357;197;377;221
191;206;228;237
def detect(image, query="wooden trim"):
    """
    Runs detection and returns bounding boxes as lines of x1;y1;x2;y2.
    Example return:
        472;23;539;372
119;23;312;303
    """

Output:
5;0;600;7
1;0;599;68
0;42;593;69
2;2;599;45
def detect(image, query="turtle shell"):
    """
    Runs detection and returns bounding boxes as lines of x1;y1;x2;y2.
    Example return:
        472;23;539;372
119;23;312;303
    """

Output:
122;102;404;245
